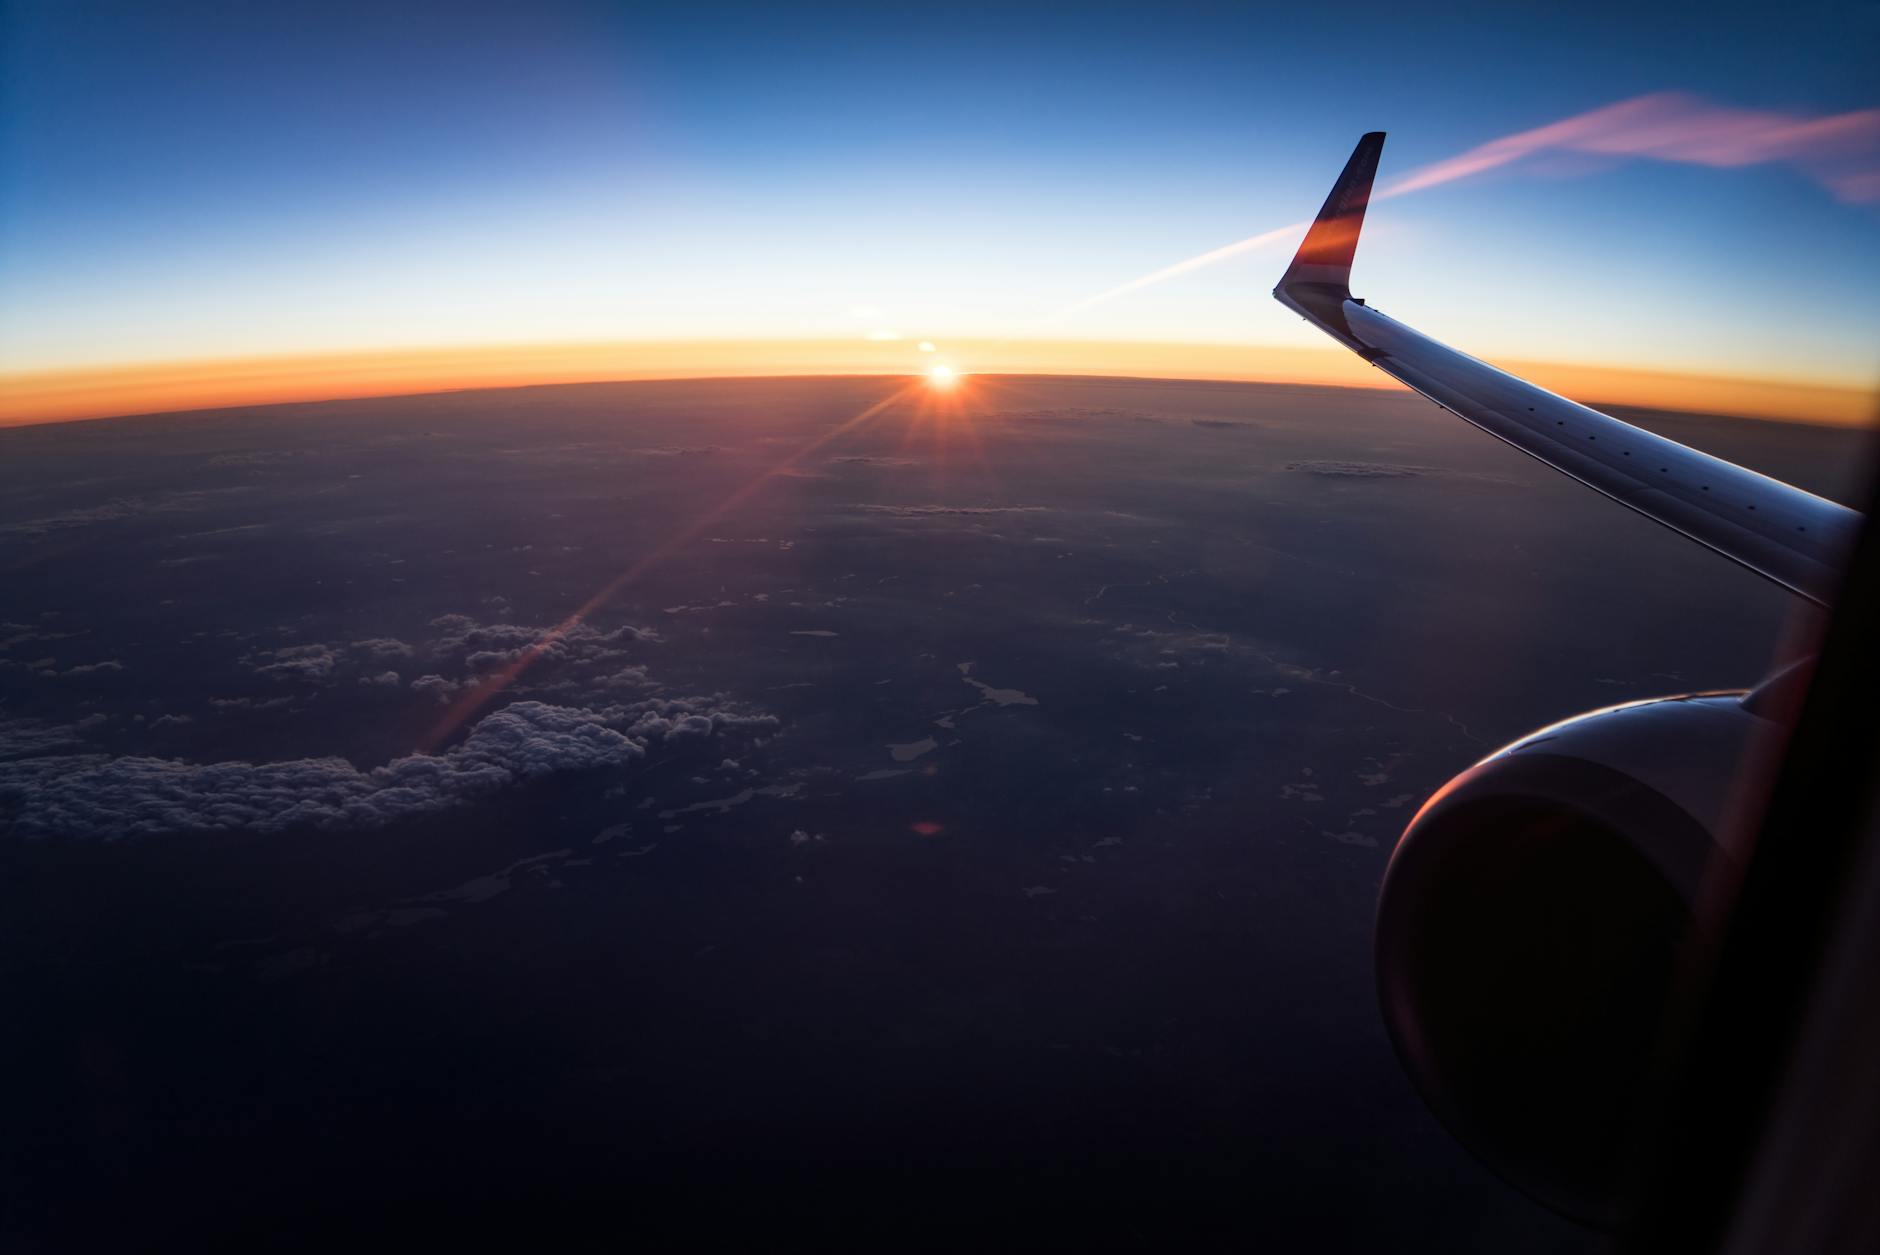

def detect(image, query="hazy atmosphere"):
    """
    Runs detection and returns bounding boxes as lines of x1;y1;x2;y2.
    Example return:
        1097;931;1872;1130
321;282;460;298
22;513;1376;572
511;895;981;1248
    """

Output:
4;1;1878;423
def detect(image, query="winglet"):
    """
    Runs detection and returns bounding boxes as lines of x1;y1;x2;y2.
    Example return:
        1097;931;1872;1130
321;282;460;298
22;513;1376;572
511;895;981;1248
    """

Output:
1276;131;1385;297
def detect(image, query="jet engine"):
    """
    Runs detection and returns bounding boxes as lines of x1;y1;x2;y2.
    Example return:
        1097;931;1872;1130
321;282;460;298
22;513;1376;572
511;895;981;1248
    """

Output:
1374;683;1794;1227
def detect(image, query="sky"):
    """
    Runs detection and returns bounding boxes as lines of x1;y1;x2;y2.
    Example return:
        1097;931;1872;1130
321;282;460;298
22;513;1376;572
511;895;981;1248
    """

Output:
3;0;1878;423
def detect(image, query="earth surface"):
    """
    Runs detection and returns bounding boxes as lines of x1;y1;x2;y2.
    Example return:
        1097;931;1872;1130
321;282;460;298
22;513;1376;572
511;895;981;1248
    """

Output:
1;374;1867;1250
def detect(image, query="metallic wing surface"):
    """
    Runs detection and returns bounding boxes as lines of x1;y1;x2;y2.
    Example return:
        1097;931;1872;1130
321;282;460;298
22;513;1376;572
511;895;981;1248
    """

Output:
1273;132;1862;606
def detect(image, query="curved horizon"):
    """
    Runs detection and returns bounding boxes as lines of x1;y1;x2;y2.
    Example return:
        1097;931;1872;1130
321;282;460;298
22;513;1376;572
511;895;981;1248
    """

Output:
3;336;1874;430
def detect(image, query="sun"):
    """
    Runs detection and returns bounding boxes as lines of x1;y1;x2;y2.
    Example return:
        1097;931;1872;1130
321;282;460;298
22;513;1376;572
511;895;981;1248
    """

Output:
927;364;957;388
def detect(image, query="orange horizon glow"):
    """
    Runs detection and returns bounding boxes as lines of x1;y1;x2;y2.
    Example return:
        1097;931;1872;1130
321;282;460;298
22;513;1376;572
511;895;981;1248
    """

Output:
1;337;1873;429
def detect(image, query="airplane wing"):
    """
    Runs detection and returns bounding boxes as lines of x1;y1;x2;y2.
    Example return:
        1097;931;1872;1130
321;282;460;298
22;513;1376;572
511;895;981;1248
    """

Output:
1274;132;1863;607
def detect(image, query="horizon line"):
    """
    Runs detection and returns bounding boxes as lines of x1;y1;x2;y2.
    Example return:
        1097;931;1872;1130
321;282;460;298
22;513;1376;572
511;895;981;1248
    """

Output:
3;337;1874;430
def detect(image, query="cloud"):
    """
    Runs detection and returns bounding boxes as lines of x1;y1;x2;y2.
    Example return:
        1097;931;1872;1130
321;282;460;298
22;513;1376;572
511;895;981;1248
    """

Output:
0;695;776;840
0;702;640;839
206;450;294;467
213;615;661;712
986;407;1150;424
1285;460;1423;479
467;646;560;671
246;643;340;684
0;715;104;761
852;504;1051;517
0;623;77;651
411;674;464;704
0;489;254;539
594;665;652;690
0;609;700;839
614;695;778;744
427;614;656;672
60;660;125;676
209;695;293;711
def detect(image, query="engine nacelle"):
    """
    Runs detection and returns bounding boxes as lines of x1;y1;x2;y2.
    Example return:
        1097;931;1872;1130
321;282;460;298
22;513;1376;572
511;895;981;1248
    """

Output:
1375;691;1788;1227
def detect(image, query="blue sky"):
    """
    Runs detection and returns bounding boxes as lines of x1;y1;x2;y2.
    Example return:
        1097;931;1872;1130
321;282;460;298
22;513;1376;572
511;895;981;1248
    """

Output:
3;0;1878;389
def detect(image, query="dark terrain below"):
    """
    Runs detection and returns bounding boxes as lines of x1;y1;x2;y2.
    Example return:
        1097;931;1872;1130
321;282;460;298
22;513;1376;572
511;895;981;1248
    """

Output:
1;375;1869;1250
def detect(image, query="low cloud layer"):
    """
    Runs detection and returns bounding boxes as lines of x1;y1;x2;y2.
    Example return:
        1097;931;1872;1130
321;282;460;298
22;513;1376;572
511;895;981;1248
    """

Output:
1285;460;1422;479
0;697;776;840
0;715;105;761
0;489;255;539
1;608;771;839
246;644;340;684
853;504;1051;517
426;614;656;672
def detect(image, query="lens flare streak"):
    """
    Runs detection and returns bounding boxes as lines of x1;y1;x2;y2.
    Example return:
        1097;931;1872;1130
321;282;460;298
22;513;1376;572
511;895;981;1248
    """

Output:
418;379;929;751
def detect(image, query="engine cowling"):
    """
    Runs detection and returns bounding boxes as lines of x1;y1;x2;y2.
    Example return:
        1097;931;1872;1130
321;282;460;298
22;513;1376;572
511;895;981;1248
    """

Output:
1375;690;1788;1228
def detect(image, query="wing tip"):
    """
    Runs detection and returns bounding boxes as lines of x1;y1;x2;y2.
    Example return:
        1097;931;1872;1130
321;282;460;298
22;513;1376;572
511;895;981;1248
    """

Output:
1276;131;1387;297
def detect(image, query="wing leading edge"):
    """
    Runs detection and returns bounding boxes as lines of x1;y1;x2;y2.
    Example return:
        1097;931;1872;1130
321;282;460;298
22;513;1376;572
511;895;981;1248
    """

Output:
1274;133;1861;607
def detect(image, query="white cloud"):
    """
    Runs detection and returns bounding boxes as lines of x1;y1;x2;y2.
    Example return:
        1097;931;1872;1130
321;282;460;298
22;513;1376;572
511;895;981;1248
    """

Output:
246;643;340;684
0;605;763;839
0;701;642;839
410;674;463;703
0;715;103;760
60;660;125;676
